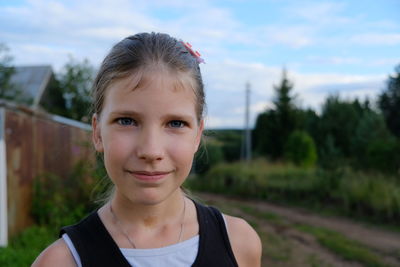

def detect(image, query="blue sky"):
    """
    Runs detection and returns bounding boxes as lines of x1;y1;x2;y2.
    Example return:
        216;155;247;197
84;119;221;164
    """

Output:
1;0;399;128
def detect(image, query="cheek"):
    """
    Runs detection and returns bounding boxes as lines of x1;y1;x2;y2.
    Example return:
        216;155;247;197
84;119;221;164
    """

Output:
168;137;197;169
103;133;133;168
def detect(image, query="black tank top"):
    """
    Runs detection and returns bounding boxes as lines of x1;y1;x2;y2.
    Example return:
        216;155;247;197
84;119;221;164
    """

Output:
60;200;239;267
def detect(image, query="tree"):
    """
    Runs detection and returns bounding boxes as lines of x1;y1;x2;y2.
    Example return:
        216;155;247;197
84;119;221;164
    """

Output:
41;76;67;116
253;69;299;159
208;129;242;162
0;43;30;104
253;111;272;157
351;110;393;169
317;95;365;158
44;57;94;122
0;44;14;92
272;69;299;140
378;64;400;138
296;108;320;143
365;138;400;174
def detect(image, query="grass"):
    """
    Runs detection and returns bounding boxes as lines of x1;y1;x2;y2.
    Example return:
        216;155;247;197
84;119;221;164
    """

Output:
189;160;400;226
203;198;292;263
307;254;332;267
294;224;390;267
218;199;392;267
260;229;292;262
237;204;285;226
0;226;56;266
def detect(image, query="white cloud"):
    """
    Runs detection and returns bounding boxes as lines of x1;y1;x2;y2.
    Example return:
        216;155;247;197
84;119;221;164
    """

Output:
232;101;272;115
306;56;361;65
201;58;387;128
369;58;400;67
286;1;347;22
350;33;400;46
259;25;315;48
1;0;396;128
291;72;386;110
205;115;244;129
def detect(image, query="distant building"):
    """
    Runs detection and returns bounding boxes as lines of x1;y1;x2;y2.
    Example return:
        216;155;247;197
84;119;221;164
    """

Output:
8;65;54;108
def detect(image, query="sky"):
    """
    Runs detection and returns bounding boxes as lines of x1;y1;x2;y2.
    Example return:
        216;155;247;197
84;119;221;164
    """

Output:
1;0;399;128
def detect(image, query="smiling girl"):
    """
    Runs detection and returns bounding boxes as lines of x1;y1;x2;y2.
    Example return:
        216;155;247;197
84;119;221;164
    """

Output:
32;32;261;267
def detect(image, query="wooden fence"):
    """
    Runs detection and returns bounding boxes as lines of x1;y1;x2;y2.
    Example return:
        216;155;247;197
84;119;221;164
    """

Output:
0;101;93;246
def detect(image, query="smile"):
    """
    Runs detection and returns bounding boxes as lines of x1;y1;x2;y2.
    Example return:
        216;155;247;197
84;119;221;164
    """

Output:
127;170;172;182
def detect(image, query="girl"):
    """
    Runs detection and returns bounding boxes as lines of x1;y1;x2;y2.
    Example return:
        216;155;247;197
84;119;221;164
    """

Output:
33;32;261;267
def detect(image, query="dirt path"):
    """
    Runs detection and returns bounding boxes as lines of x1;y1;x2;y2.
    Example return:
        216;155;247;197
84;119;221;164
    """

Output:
196;192;400;267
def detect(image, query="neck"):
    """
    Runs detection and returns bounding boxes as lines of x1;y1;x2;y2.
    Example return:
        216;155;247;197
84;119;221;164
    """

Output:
109;189;185;229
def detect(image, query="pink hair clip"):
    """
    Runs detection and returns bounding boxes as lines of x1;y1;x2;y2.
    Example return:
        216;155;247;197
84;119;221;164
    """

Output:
181;41;205;64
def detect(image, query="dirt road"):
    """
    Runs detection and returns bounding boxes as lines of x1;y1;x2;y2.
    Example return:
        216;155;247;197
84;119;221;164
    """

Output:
196;192;400;267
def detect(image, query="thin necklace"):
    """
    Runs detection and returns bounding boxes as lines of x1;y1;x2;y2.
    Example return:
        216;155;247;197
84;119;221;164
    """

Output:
109;196;187;249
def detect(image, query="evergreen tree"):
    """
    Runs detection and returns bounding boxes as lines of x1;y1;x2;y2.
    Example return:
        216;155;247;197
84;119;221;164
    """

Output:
378;64;400;137
253;69;299;159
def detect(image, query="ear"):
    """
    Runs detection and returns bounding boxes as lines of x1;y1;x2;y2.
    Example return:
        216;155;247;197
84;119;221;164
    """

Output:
92;114;104;153
194;119;204;152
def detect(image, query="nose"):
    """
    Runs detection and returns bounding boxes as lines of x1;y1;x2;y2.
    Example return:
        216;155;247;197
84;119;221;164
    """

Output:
136;127;164;162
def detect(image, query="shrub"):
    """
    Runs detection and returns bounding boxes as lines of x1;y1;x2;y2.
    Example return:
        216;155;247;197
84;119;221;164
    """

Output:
32;160;97;229
339;171;400;220
284;130;317;168
188;160;400;224
0;226;54;266
189;159;318;200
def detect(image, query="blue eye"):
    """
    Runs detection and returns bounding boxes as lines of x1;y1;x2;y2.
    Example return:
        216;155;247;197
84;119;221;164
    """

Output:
169;120;185;128
117;118;136;126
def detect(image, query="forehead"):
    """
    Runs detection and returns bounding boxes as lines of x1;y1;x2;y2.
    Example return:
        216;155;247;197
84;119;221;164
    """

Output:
102;68;197;112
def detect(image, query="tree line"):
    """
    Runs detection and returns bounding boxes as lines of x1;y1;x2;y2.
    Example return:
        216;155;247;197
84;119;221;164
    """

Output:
253;66;400;174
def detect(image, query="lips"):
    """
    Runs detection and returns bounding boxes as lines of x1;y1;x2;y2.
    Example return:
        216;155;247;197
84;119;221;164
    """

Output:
127;170;172;182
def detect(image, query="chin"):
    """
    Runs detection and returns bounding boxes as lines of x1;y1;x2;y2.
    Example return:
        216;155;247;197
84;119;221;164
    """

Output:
127;188;173;206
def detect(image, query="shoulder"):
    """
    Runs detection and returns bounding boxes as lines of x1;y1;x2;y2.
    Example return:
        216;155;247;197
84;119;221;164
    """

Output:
31;238;77;267
224;214;262;267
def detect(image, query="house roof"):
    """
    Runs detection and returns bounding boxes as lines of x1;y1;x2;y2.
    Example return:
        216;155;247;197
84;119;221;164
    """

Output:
9;65;53;107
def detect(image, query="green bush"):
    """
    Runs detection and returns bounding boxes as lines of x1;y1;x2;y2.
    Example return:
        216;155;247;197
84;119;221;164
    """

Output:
188;160;400;223
2;160;108;266
0;226;55;266
189;159;319;200
32;160;98;229
284;130;317;168
339;171;400;220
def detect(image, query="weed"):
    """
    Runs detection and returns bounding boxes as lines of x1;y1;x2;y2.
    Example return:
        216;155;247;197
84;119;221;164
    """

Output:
0;226;55;266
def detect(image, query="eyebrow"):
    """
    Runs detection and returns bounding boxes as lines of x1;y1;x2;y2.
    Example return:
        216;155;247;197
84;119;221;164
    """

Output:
109;110;140;117
109;110;196;122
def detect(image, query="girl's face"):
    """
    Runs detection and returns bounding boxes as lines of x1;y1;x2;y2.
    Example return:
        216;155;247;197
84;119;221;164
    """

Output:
92;70;203;205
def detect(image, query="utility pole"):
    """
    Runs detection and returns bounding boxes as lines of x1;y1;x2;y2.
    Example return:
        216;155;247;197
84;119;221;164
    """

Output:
244;82;252;162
